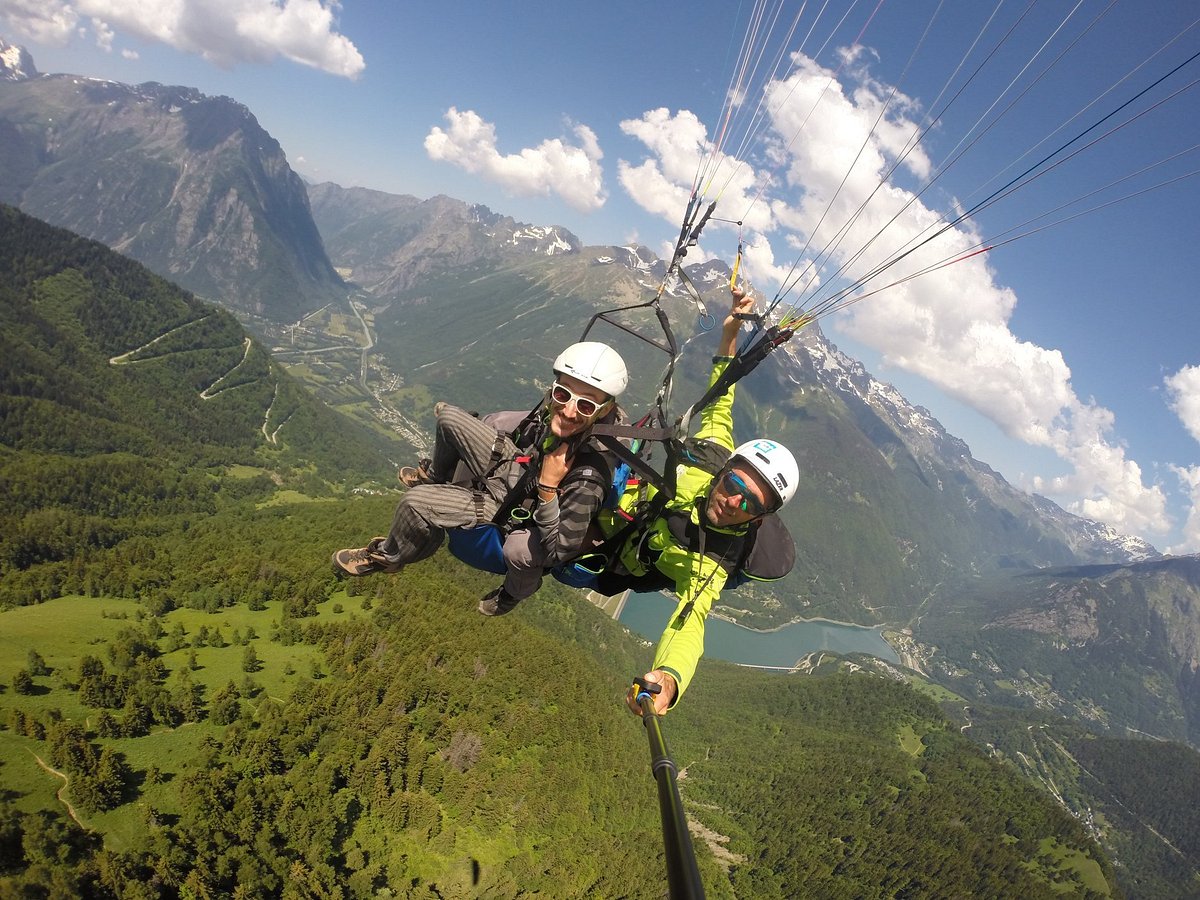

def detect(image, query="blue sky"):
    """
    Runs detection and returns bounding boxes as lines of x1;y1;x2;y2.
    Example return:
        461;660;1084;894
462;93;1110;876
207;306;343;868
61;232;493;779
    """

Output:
6;1;1200;553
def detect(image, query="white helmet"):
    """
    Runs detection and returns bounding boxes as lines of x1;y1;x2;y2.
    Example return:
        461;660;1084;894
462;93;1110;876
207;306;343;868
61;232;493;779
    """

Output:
553;341;628;398
730;439;799;509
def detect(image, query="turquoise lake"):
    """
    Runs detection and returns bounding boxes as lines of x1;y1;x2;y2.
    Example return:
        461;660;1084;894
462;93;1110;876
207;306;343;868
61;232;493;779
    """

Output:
617;593;899;668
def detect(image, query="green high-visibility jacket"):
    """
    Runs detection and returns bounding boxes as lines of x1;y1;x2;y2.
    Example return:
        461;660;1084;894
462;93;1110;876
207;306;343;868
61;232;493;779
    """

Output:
601;355;747;708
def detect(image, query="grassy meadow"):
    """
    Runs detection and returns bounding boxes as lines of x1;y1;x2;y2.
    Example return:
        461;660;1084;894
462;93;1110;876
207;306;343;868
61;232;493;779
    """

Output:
0;591;369;846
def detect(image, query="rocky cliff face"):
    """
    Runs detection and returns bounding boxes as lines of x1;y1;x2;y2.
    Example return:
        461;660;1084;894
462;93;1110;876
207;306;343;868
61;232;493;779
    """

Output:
0;58;342;319
789;331;1160;566
307;183;580;300
0;39;37;81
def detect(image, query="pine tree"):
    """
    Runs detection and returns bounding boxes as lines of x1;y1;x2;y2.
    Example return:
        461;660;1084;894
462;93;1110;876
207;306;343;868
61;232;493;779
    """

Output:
241;644;260;673
26;649;50;676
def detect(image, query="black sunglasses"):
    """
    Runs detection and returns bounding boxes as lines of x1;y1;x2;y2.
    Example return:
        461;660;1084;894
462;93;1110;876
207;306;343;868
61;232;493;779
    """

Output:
719;468;770;516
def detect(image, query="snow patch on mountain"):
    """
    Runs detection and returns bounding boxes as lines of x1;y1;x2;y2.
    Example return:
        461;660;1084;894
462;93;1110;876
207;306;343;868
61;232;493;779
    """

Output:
0;40;38;81
1028;494;1159;561
781;321;1158;562
592;245;659;274
508;224;577;255
694;262;731;285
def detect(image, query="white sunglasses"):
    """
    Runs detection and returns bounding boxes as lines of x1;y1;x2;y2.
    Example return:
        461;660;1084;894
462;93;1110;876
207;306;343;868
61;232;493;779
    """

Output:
550;381;609;417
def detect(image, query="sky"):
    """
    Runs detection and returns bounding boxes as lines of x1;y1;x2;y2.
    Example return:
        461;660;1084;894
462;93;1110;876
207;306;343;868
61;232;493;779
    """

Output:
5;0;1200;554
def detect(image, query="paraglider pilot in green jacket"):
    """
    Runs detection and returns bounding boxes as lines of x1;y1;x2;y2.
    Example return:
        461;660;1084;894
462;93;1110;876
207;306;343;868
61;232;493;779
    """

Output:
594;288;800;716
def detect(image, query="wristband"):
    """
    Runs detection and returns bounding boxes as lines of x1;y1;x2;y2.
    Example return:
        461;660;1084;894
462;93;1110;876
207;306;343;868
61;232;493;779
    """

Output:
537;482;559;494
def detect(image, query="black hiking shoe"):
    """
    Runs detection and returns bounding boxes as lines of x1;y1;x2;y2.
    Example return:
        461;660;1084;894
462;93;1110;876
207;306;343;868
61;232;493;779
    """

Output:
331;537;402;577
478;587;521;617
398;458;434;488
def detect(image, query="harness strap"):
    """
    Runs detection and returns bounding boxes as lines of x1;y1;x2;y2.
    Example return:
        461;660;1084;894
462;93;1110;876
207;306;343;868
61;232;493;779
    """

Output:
475;429;510;485
590;423;675;442
471;490;488;526
672;497;742;627
473;400;549;525
598;491;671;575
674;517;709;626
491;426;603;528
554;424;695;574
674;266;714;330
673;326;793;437
495;461;538;525
592;433;667;493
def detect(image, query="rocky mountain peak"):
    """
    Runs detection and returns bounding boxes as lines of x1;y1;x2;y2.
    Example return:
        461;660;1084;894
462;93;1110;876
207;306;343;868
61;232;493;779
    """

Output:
468;203;580;256
777;321;1160;564
0;38;38;81
0;69;341;317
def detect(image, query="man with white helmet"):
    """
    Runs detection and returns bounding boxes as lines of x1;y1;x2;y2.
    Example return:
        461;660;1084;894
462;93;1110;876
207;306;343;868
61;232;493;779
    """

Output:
590;287;799;715
332;341;629;616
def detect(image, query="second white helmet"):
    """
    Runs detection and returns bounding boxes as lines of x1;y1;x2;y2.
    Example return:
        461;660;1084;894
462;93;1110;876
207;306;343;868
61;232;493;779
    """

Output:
731;439;799;509
553;342;629;398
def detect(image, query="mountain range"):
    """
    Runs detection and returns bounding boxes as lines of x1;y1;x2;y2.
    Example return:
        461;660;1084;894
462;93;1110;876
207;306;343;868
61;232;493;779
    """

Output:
0;42;341;319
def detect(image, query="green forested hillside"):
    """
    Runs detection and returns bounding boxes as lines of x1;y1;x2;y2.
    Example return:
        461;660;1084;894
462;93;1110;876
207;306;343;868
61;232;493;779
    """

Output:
667;669;1117;898
0;203;392;475
0;493;1120;897
961;705;1200;899
0;497;663;897
0;203;399;606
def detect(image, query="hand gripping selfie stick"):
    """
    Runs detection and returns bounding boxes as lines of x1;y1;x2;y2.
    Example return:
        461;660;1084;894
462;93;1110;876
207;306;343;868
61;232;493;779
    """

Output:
633;676;706;899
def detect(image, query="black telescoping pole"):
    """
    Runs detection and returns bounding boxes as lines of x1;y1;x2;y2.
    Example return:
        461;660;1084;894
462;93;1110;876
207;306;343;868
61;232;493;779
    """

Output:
633;678;705;900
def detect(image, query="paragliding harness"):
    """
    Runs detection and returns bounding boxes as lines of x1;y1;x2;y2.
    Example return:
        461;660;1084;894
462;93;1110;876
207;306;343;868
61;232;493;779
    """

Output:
453;291;685;584
561;437;796;595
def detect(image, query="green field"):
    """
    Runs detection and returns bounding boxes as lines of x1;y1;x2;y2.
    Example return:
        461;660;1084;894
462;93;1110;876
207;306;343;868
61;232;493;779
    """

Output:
1028;837;1110;896
904;673;966;704
0;592;367;842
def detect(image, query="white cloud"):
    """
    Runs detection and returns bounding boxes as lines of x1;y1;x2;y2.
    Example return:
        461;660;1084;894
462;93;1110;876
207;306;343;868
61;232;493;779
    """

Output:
425;107;606;213
1;0;79;45
771;55;1170;539
92;17;113;51
1030;399;1169;537
5;0;364;78
617;107;786;280
1165;364;1200;445
617;107;708;221
618;48;1171;542
1167;465;1200;555
1164;366;1200;553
